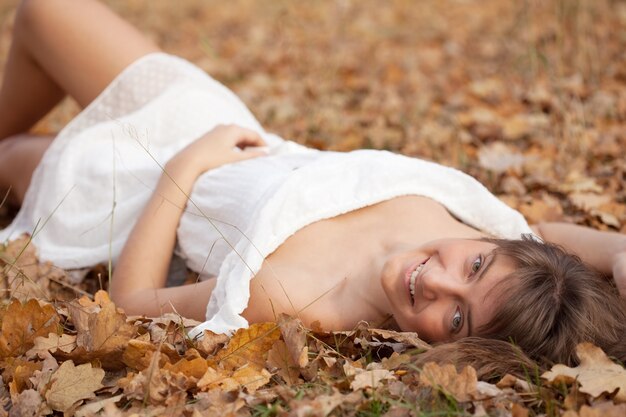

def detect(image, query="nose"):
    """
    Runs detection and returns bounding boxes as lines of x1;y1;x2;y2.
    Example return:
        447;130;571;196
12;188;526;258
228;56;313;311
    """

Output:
420;267;463;301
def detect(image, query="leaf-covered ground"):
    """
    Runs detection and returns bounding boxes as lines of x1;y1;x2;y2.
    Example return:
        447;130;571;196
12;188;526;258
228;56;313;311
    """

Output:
1;0;626;415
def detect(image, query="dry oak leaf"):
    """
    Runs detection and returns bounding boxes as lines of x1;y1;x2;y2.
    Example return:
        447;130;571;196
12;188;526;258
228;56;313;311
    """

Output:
278;314;309;368
197;364;271;394
0;298;59;358
70;291;136;353
350;368;394;391
419;362;478;402
119;368;190;407
1;357;41;393
215;322;280;371
26;332;76;359
267;339;301;384
122;339;174;371
542;342;626;402
562;403;626;417
44;360;104;412
288;390;361;417
195;330;229;356
163;356;209;380
366;328;431;352
10;389;47;417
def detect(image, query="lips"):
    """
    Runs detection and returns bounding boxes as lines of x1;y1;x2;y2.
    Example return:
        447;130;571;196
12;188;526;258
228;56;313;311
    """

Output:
405;257;429;305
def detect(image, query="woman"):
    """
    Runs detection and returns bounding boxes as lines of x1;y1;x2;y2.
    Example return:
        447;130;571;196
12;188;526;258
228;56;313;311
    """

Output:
1;0;625;369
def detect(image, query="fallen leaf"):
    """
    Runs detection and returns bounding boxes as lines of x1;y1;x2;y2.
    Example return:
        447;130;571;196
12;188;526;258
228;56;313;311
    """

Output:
26;333;77;359
368;329;431;351
278;314;309;368
542;343;626;402
569;193;611;212
419;362;478;402
350;368;394;390
215;322;280;371
10;389;47;417
195;330;229;356
0;299;59;358
198;364;271;393
478;142;526;174
74;394;123;417
45;360;105;412
163;356;208;379
267;339;301;384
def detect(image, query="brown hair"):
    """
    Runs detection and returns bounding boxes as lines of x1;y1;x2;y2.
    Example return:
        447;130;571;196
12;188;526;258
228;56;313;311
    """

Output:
414;235;626;380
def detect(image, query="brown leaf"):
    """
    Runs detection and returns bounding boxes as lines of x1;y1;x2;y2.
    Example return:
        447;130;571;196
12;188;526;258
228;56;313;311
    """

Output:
0;299;59;358
44;360;105;412
122;339;179;371
215;322;280;371
26;333;76;359
163;356;209;380
368;329;431;351
569;193;611;212
518;194;563;224
286;390;360;417
119;368;190;407
1;358;41;393
10;389;47;417
0;236;49;302
478;142;526;174
278;314;308;368
197;364;271;393
195;330;229;356
65;291;136;368
74;394;123;417
419;362;478;402
72;292;136;352
350;368;394;390
267;339;301;384
542;343;626;402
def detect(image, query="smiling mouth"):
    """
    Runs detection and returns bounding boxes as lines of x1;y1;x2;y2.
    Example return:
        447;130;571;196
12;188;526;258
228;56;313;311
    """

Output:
409;258;429;305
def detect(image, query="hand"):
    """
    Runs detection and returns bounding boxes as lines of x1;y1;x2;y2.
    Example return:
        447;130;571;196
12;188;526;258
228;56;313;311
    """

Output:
168;124;267;175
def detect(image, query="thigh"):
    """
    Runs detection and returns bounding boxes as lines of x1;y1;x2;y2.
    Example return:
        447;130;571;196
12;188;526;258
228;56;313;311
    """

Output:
0;134;54;206
16;0;160;108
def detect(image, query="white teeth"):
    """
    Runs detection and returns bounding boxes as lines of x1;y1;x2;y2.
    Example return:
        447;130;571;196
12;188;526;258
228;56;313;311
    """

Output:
409;263;424;300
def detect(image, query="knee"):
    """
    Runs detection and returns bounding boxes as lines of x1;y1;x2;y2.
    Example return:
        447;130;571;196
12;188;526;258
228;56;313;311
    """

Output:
14;0;54;36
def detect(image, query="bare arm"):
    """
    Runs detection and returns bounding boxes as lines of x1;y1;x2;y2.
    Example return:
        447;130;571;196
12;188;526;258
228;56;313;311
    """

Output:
532;222;626;296
110;125;266;319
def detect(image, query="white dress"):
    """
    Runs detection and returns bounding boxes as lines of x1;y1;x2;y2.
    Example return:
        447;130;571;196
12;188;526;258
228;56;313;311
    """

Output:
0;53;533;335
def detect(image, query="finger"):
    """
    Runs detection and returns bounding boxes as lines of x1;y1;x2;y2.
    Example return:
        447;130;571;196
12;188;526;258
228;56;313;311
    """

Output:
236;149;269;160
230;128;266;148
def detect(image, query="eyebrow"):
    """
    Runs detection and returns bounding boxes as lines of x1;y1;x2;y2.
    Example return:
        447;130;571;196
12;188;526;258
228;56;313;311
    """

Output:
466;252;497;337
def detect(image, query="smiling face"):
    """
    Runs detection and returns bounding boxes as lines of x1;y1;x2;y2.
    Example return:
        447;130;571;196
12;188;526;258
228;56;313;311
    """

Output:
380;238;516;342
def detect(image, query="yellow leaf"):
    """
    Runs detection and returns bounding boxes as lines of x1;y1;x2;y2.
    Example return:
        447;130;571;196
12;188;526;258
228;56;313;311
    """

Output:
215;322;280;371
164;357;209;379
542;343;626;402
0;299;59;358
45;360;104;412
197;365;271;393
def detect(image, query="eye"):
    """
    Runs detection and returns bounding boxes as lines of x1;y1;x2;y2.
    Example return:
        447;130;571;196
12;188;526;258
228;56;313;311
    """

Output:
470;255;483;274
451;307;463;332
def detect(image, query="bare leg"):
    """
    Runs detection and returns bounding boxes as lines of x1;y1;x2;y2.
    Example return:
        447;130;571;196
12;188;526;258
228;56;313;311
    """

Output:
0;134;53;206
0;0;160;140
0;0;160;205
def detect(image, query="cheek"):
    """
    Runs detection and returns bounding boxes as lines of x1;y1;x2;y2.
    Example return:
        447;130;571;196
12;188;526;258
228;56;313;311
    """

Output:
394;306;446;343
